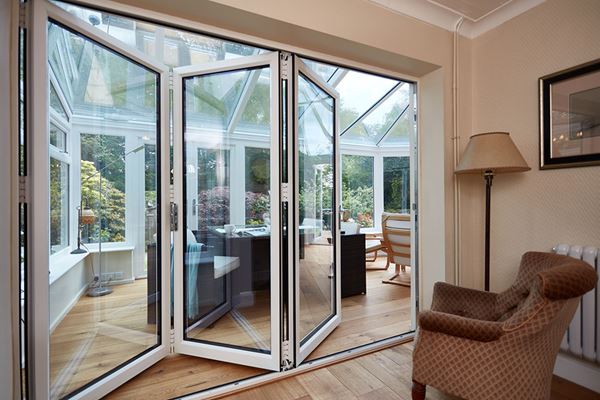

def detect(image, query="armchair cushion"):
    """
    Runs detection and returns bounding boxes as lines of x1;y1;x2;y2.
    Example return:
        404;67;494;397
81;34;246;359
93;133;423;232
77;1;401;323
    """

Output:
431;281;500;321
539;262;598;300
419;310;504;342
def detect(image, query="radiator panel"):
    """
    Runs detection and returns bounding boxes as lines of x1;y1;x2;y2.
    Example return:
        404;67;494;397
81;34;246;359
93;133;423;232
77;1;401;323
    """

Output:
553;244;599;364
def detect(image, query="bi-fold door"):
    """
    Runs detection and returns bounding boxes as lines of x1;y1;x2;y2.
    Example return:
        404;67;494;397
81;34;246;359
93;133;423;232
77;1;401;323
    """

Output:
289;57;342;365
170;53;342;370
31;3;342;395
31;3;172;399
172;52;282;370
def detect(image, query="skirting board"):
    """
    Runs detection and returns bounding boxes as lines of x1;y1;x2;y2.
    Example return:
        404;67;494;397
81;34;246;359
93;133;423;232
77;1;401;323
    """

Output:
554;352;600;393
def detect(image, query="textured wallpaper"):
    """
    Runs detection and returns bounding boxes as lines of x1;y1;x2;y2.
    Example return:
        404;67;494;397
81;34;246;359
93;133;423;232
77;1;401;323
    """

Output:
461;0;600;291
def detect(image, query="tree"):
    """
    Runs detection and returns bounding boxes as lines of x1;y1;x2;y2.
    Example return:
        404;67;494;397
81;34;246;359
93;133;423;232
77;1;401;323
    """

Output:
80;160;126;243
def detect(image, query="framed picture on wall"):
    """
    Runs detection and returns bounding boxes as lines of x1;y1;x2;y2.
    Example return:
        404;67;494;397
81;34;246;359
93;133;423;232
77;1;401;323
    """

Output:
539;59;600;169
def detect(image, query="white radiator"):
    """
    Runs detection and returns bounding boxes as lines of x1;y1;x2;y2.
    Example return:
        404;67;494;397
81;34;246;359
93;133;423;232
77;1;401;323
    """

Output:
553;244;599;363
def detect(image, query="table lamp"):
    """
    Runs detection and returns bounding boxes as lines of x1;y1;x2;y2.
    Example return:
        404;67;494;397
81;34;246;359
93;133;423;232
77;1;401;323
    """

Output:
455;132;530;291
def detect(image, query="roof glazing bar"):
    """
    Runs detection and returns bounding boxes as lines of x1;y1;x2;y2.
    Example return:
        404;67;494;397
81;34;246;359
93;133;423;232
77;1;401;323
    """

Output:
328;69;347;87
226;69;261;135
340;81;404;137
376;103;409;146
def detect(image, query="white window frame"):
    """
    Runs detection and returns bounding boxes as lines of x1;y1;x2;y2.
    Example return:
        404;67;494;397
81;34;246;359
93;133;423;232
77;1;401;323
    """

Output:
172;52;282;371
30;3;172;399
23;0;424;398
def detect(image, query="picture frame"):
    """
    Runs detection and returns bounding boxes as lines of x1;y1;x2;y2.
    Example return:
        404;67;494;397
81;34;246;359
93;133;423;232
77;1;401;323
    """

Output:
539;59;600;169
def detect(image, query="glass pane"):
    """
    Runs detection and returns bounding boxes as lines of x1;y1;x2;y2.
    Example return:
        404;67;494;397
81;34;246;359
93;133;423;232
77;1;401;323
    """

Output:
342;155;374;227
297;73;336;344
80;134;126;243
49;123;67;153
381;110;412;146
299;59;338;83
185;69;249;133
245;147;270;224
383;157;410;213
183;66;273;353
361;84;408;142
50;158;69;255
48;22;161;399
50;83;68;120
197;148;230;231
238;69;271;135
336;70;396;132
56;1;266;69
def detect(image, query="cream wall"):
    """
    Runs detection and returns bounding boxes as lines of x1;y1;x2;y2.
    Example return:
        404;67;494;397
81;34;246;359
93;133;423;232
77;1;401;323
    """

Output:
461;0;600;291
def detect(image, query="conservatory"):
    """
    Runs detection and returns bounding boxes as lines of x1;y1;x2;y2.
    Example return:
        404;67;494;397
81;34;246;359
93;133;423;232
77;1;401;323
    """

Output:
30;1;417;398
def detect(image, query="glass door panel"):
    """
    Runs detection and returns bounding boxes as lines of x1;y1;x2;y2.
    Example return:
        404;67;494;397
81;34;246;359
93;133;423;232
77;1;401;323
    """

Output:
173;53;281;371
294;58;341;363
38;3;171;399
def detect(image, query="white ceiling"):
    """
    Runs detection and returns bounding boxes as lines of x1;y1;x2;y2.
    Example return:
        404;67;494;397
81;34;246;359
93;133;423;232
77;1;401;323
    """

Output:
367;0;546;38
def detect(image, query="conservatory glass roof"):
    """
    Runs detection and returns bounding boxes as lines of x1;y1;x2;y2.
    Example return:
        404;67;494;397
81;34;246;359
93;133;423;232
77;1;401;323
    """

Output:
56;1;414;147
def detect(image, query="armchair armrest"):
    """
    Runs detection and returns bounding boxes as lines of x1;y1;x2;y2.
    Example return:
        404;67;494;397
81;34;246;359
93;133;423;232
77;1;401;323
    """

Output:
431;282;500;320
419;310;504;342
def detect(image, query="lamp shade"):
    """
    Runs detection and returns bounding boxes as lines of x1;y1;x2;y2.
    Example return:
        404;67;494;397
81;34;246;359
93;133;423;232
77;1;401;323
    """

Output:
455;132;530;174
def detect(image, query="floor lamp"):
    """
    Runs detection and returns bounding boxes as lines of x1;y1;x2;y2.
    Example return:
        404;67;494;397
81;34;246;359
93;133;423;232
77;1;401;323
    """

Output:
455;132;530;291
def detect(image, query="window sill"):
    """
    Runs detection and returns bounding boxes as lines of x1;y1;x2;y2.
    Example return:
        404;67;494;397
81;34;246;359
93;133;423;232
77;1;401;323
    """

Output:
49;251;88;285
49;244;135;285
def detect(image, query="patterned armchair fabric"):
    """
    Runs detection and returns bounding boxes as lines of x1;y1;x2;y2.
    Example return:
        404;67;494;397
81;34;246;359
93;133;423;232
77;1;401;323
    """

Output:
412;251;597;400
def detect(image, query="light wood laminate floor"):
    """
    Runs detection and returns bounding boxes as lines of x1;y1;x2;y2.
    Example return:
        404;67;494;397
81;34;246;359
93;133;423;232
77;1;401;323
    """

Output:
220;342;600;400
51;256;411;399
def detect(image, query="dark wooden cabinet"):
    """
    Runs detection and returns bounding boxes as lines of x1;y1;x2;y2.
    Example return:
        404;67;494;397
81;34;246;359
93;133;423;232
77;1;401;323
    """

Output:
341;233;366;298
146;232;366;324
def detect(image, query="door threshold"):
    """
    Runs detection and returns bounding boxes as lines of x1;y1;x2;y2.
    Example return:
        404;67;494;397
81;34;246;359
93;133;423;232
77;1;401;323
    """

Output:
181;331;415;399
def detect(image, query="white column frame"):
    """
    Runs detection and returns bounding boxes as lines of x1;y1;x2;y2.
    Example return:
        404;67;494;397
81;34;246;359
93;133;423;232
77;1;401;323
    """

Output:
30;2;171;399
172;52;281;371
293;57;342;364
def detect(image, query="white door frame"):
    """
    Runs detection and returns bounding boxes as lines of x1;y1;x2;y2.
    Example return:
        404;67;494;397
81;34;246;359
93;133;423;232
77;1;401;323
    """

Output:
292;57;342;364
172;52;282;371
29;2;171;398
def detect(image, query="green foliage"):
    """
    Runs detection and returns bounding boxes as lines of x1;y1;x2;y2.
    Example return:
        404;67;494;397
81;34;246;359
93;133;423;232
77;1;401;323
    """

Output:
80;134;126;191
341;155;374;227
50;159;67;252
245;192;270;225
384;157;410;213
80;160;126;243
246;147;270;192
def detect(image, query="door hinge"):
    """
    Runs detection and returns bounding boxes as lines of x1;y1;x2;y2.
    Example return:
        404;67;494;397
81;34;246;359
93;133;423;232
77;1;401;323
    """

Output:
280;52;291;80
170;329;175;353
170;202;178;231
281;183;290;202
19;2;28;29
19;176;28;203
281;340;292;370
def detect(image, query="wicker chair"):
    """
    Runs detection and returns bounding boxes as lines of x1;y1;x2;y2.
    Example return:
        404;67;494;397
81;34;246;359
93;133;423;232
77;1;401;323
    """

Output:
412;251;598;400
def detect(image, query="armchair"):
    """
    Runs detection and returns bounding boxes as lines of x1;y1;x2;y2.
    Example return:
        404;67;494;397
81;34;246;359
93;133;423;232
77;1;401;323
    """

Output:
412;251;597;400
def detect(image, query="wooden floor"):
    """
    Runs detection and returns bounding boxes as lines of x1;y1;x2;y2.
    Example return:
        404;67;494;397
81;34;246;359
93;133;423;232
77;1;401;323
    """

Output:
50;255;410;399
49;255;599;400
49;280;156;399
220;342;600;400
106;256;410;399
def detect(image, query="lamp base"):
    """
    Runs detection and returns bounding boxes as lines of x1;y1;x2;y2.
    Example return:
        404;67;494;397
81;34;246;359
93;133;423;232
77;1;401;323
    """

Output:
70;247;87;255
86;286;113;297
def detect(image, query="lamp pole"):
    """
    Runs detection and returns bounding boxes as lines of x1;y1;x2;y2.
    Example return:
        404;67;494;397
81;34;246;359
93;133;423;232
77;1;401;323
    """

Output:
483;171;493;291
82;143;145;297
454;132;530;293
